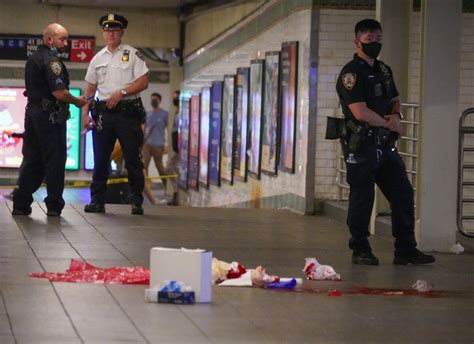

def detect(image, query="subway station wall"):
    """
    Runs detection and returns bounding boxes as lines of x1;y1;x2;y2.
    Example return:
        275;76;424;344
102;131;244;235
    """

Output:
0;1;179;48
180;5;474;211
182;8;312;212
185;1;266;57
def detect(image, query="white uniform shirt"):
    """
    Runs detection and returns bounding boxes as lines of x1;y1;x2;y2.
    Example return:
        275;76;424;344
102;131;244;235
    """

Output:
85;44;149;101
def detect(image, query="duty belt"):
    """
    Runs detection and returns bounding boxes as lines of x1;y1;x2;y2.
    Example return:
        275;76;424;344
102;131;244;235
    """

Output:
96;98;142;113
367;127;397;146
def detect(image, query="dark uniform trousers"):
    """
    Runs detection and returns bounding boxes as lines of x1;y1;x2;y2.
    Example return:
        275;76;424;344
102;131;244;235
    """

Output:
345;141;417;255
14;103;67;211
91;109;144;206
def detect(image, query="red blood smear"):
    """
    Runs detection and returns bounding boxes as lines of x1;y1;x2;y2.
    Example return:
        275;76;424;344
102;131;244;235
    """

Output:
294;286;444;298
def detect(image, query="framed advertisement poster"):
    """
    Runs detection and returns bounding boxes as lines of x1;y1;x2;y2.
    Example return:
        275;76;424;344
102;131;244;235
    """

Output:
261;51;281;176
209;81;223;186
220;75;235;185
279;41;298;173
248;60;264;179
199;87;211;188
233;67;250;182
188;95;200;190
178;97;190;190
0;87;81;170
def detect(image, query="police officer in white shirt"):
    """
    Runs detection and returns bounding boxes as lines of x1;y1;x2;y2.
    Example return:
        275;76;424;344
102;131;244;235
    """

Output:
82;13;149;215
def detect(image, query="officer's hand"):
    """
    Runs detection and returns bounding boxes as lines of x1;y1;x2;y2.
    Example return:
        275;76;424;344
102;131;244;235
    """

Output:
384;114;403;135
81;115;95;133
106;91;123;109
76;96;88;108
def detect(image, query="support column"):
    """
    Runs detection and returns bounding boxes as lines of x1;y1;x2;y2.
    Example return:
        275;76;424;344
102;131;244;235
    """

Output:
305;6;319;215
418;0;462;251
376;0;411;100
375;0;411;214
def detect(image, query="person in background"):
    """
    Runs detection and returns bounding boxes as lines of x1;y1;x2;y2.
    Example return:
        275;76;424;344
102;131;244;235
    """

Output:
142;92;168;193
165;90;180;206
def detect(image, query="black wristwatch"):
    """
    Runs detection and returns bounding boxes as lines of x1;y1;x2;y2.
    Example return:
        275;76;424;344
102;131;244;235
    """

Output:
394;111;404;120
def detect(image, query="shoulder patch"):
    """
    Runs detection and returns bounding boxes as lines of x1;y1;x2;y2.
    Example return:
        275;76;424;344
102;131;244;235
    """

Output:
342;73;357;91
135;51;145;61
49;61;62;76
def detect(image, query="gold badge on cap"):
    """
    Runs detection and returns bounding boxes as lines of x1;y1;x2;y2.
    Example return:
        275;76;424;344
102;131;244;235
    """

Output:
49;61;62;76
108;13;114;20
342;73;356;90
122;50;130;63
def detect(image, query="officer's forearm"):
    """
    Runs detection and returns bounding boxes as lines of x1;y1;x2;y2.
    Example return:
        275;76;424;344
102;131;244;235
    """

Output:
348;102;388;127
390;97;401;114
52;89;82;107
81;103;91;123
122;74;149;95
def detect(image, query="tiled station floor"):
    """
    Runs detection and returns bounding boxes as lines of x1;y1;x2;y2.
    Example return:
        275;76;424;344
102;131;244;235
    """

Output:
0;189;472;343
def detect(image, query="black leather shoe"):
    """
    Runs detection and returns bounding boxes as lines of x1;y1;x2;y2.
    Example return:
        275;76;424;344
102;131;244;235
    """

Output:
84;203;105;213
352;251;379;265
11;207;32;216
393;249;435;265
131;204;144;215
167;193;178;206
46;210;61;217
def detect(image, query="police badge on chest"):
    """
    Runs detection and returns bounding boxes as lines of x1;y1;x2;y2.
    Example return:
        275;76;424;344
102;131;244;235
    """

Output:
122;50;130;63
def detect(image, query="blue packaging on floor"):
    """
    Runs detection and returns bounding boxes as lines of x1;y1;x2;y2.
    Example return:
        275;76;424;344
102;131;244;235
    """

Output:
158;291;195;304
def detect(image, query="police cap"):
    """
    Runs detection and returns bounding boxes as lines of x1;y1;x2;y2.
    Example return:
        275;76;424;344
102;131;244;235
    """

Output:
99;13;128;29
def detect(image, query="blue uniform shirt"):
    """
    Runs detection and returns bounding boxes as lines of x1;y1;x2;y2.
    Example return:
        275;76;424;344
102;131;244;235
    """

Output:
146;108;168;147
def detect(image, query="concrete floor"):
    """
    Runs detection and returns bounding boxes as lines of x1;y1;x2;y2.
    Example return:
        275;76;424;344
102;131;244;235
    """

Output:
0;191;473;343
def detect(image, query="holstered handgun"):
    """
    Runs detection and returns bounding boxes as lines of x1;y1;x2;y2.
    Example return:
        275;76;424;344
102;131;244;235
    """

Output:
345;120;369;152
41;99;70;125
90;100;103;132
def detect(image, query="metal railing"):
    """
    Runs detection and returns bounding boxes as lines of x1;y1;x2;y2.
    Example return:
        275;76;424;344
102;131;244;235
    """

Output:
335;103;420;233
457;108;474;238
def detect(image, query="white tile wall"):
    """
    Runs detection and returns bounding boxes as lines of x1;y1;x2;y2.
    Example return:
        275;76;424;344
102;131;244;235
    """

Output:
315;10;374;200
184;9;312;208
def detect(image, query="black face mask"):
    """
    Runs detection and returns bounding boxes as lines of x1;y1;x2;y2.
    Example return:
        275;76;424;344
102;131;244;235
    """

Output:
173;99;179;107
151;100;159;108
361;41;382;59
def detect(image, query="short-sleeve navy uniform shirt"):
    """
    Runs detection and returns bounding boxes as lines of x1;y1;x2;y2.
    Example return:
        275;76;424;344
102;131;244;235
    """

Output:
25;45;70;102
336;54;399;123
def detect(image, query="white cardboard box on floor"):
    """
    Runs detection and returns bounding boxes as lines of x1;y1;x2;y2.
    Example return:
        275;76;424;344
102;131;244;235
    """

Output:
150;247;212;303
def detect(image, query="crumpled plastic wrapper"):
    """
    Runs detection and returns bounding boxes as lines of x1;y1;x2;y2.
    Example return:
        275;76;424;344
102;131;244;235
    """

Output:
29;259;149;284
450;243;465;255
412;280;433;292
303;257;341;281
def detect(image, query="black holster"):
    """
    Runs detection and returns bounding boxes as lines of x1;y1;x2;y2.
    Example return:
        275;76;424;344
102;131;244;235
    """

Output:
41;98;70;125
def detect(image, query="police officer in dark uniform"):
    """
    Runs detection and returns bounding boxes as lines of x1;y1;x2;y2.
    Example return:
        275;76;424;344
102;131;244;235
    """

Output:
82;14;149;215
12;23;87;217
336;19;435;265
